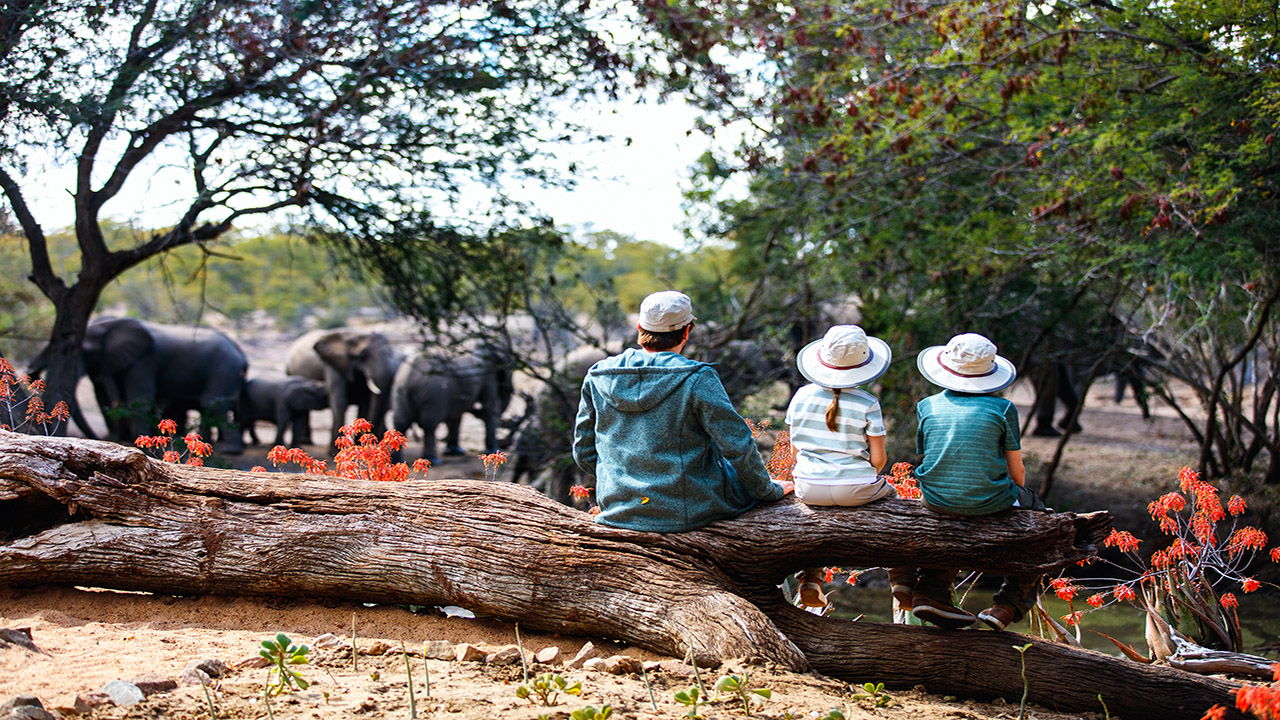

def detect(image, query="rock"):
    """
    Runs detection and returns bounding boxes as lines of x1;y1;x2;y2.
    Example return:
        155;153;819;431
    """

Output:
102;680;145;707
68;693;110;715
582;658;606;671
185;658;232;678
179;669;211;687
359;640;391;656
0;697;41;716
484;646;524;665
312;633;347;649
455;643;486;662
233;655;270;670
535;646;562;665
9;706;55;720
601;655;642;675
654;660;695;677
0;629;39;653
424;640;454;660
566;642;603;669
130;674;177;696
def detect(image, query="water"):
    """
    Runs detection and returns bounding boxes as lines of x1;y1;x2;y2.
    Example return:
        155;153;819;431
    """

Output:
826;583;1280;659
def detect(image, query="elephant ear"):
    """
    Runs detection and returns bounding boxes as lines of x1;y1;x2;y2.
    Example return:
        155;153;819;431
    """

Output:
314;332;360;380
99;318;155;377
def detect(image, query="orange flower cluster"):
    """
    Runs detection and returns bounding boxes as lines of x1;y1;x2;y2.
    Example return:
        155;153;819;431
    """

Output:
884;462;921;499
743;417;771;438
259;419;426;482
0;356;70;434
1050;577;1081;601
765;429;795;483
1103;529;1141;553
478;451;508;481
134;421;212;466
1232;663;1280;720
569;485;591;500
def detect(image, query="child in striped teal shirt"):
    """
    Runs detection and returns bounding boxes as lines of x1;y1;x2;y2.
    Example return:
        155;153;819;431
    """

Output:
786;325;895;608
890;333;1046;631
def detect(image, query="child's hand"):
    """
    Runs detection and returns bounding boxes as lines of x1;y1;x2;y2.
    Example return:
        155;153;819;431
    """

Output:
777;480;795;495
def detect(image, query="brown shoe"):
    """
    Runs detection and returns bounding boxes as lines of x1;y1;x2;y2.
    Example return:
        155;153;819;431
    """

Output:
979;604;1018;631
798;581;828;608
911;593;976;629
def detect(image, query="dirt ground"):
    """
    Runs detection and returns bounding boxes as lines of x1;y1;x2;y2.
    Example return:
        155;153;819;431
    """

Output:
0;332;1268;720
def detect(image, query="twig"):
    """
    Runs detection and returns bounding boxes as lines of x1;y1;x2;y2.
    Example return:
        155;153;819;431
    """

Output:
641;662;658;712
198;673;217;720
402;641;417;719
515;622;529;685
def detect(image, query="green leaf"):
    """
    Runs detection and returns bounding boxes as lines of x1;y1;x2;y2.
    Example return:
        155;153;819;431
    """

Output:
753;689;772;698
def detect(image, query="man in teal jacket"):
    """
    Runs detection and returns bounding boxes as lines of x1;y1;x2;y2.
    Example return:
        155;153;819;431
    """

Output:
573;291;792;532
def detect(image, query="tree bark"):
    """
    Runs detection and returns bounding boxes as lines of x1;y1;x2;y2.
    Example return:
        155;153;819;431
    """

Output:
0;431;1244;719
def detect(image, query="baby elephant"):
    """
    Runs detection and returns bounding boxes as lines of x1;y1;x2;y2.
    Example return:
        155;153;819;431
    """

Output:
391;349;513;466
239;376;329;448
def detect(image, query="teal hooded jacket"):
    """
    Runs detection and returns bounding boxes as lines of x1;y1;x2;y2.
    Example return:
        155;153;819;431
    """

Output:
572;348;782;532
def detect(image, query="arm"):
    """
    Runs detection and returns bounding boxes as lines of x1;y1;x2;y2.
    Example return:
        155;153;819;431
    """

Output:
571;383;598;483
1005;449;1025;487
868;434;887;474
695;371;784;501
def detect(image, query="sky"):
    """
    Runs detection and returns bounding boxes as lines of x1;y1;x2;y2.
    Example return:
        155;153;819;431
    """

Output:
16;94;721;251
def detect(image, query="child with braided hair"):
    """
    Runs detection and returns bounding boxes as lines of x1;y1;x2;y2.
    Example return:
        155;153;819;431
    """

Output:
785;325;895;608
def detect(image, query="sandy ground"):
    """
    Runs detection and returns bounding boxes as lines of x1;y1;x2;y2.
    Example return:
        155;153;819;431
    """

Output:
1;334;1269;720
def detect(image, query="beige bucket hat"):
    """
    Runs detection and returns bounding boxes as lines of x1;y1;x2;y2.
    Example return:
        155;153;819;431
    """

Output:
796;325;892;389
916;333;1016;393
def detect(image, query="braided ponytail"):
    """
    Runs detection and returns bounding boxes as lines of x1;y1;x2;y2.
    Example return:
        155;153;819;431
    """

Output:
824;387;842;432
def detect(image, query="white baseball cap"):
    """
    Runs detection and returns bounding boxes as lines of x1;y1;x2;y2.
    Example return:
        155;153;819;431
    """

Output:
796;325;892;388
638;291;696;332
916;333;1017;393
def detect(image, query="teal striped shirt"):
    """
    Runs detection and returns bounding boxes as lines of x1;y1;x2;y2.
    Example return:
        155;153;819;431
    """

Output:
914;390;1021;515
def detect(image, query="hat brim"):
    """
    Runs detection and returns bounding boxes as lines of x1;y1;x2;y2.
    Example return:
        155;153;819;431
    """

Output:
796;336;892;389
916;345;1017;393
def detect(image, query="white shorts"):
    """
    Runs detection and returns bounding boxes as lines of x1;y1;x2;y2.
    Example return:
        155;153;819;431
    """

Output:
795;477;896;507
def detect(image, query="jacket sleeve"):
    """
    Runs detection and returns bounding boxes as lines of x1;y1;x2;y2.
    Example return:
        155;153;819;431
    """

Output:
571;380;598;484
694;370;782;502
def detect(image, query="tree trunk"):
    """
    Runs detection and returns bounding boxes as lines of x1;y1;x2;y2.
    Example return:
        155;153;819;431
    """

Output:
0;431;1244;719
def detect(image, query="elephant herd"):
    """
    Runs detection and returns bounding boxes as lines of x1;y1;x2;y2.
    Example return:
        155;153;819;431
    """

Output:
26;318;513;467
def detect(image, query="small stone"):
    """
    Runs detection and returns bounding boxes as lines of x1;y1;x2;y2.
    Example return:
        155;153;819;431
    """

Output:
601;655;642;675
566;642;603;669
359;640;391;656
454;643;486;662
312;633;347;649
179;669;210;687
102;680;145;707
73;693;111;714
185;658;232;678
0;697;41;715
233;655;271;670
655;660;694;677
10;706;55;720
130;674;177;696
424;641;454;660
582;658;606;671
484;646;523;665
534;646;562;665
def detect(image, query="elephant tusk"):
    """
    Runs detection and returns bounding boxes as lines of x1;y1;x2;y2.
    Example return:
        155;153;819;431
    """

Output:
367;375;382;395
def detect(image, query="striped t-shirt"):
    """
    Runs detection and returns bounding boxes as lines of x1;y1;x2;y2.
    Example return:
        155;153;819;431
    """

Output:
785;383;885;484
914;390;1021;515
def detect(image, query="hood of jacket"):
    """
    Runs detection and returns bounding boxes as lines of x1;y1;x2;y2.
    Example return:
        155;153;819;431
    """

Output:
585;348;711;413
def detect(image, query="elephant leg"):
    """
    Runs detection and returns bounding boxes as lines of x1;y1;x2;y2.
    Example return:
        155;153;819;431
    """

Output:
325;368;349;452
273;402;292;447
419;418;440;466
291;411;314;447
442;415;465;456
1031;366;1061;437
1054;365;1082;432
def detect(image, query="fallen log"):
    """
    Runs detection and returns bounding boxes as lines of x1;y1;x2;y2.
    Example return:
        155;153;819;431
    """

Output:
0;431;1244;719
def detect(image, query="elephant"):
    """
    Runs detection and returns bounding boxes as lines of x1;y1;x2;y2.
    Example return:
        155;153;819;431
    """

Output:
238;376;329;447
27;316;248;451
284;329;407;451
391;346;514;466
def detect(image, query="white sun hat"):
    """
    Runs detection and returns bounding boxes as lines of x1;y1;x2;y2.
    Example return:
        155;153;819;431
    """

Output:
638;291;696;332
916;333;1017;393
796;325;892;389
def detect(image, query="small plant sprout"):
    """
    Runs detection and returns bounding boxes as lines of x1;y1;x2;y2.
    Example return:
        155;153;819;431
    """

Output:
515;672;582;706
674;685;707;719
421;641;431;698
259;633;310;696
401;641;417;720
714;673;772;716
197;672;218;720
818;708;846;720
1013;642;1033;720
641;661;659;711
515;622;530;684
852;681;894;708
570;705;612;720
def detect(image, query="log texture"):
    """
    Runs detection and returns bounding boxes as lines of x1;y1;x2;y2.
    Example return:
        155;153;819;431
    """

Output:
0;431;1244;719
